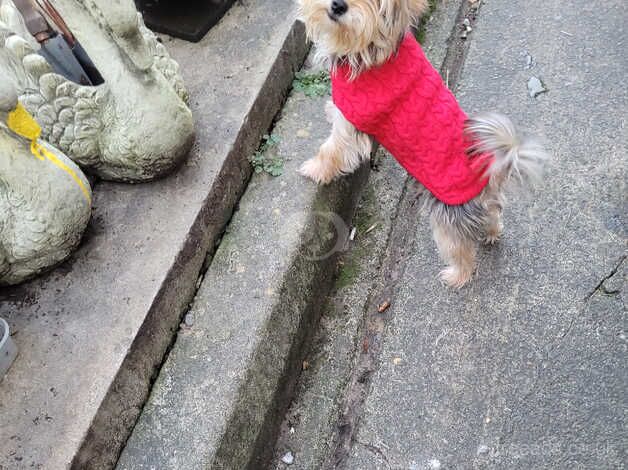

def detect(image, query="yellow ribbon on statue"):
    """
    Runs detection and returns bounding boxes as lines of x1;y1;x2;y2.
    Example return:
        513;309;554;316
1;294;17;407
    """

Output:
6;103;91;204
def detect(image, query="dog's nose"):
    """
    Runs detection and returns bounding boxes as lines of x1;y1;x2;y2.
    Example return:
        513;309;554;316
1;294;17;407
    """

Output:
331;0;348;16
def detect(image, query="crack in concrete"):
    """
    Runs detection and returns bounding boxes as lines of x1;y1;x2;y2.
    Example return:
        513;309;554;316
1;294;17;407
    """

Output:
353;439;392;469
583;254;626;301
324;180;420;470
542;252;626;358
495;253;626;454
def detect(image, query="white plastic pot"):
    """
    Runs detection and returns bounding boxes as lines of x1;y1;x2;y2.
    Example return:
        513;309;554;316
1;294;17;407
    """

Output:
0;318;17;379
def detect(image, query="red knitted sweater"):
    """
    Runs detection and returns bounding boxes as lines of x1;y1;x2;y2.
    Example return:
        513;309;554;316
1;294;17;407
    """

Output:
331;32;490;205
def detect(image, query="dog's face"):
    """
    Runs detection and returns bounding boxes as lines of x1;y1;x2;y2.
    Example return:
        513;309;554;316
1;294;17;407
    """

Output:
298;0;427;60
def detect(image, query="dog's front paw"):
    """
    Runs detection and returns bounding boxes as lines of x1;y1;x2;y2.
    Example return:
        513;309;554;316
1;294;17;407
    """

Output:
483;232;501;245
439;266;472;289
484;221;504;245
298;157;335;185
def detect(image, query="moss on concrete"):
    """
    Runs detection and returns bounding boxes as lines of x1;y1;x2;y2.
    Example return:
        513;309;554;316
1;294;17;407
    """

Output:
415;0;438;44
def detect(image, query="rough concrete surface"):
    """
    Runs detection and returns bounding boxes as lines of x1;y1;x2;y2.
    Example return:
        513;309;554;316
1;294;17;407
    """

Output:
344;0;627;469
117;53;369;469
271;1;464;467
0;1;307;468
271;147;407;470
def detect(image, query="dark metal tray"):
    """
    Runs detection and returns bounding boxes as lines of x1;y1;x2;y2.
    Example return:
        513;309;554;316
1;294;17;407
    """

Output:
135;0;237;42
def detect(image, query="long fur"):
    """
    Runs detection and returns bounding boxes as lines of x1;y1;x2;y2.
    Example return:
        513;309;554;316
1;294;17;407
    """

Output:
299;100;373;183
298;0;428;77
422;113;548;287
465;112;548;186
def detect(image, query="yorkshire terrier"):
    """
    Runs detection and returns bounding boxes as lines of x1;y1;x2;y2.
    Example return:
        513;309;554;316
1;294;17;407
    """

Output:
297;0;548;288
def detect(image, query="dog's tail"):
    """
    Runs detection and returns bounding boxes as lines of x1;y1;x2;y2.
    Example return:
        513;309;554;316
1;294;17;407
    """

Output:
465;112;549;186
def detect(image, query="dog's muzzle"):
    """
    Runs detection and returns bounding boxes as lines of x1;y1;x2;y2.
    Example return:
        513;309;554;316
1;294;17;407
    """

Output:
328;0;348;20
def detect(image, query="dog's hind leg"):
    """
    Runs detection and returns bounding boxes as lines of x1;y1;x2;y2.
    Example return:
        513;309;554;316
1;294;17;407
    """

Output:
299;101;372;184
430;214;478;288
483;206;503;245
479;185;506;245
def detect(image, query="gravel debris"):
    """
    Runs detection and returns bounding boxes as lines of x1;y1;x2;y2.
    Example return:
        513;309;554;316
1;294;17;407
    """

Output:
281;451;294;465
477;444;490;455
527;76;548;98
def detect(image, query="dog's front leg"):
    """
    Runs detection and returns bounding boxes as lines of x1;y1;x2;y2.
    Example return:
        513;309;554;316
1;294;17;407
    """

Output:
299;100;372;184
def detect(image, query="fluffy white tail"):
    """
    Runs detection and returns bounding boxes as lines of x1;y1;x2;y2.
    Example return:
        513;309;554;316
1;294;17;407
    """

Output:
465;112;549;185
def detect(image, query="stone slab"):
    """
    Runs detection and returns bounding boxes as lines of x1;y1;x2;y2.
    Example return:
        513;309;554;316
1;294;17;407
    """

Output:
117;51;371;469
345;0;627;468
0;1;307;468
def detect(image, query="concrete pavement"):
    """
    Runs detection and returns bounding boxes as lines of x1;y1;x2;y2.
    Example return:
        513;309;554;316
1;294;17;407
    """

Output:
343;0;627;468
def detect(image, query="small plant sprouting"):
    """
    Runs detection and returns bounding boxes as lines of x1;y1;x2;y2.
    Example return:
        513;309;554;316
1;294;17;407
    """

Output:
414;0;438;44
249;133;283;177
292;71;331;97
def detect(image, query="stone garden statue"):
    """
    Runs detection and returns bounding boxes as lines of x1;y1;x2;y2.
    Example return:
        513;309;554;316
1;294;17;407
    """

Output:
0;0;194;182
0;77;91;285
0;0;194;284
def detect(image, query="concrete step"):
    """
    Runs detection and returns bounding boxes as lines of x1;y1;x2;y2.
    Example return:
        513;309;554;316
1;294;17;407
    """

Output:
0;1;307;468
270;146;408;470
116;49;372;468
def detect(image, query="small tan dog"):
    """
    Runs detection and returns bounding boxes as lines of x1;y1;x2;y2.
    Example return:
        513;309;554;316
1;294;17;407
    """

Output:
297;0;548;288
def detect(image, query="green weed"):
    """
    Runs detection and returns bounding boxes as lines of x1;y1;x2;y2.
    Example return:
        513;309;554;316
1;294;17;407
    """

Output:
336;259;360;290
415;0;438;44
249;133;283;177
292;71;331;97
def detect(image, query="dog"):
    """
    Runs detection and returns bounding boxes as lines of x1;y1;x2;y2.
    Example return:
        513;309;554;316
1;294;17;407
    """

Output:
297;0;549;288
